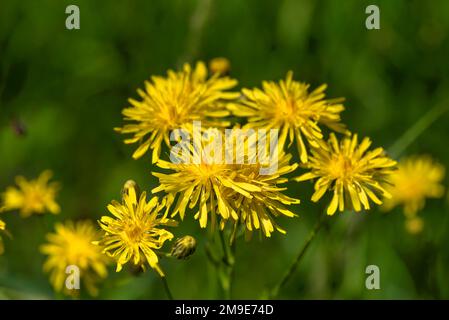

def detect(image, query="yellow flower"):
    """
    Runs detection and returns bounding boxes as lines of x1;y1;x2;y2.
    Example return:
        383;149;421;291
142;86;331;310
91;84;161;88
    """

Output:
0;219;6;255
40;220;109;296
228;71;346;163
1;170;60;217
382;155;445;216
405;216;424;235
95;184;177;276
116;61;239;163
209;57;231;75
229;151;300;238
152;130;300;237
295;133;396;215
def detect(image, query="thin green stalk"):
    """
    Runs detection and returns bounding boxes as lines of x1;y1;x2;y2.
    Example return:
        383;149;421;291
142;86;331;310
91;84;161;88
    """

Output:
269;212;326;299
161;276;174;300
217;230;235;299
388;102;449;158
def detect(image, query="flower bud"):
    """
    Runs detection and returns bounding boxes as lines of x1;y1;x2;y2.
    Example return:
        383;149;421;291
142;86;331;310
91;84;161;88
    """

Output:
209;57;230;75
122;180;140;198
171;235;197;260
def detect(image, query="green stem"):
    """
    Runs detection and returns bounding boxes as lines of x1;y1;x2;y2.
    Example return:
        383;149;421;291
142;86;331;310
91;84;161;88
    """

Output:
388;102;449;158
218;230;235;299
161;276;174;300
269;213;326;299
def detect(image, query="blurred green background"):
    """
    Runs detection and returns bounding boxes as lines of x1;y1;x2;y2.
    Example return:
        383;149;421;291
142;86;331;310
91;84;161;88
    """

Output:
1;0;449;299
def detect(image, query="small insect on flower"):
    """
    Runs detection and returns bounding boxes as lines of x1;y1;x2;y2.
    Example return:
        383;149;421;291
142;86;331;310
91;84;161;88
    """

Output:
40;220;109;296
0;219;6;255
171;235;197;260
1;170;60;218
228;71;347;163
95;182;177;276
295;133;397;215
116;61;240;163
382;155;445;216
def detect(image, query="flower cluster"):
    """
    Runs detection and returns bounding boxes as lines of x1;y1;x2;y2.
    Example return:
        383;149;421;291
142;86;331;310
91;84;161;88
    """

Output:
1;59;445;298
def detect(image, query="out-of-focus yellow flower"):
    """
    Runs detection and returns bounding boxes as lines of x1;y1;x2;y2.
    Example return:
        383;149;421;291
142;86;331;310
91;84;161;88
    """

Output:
1;170;60;218
116;61;239;163
295;133;396;215
153;130;300;237
171;235;197;260
209;57;231;75
95;184;177;276
40;220;109;296
405;216;424;235
0;219;6;255
228;71;346;163
383;155;445;216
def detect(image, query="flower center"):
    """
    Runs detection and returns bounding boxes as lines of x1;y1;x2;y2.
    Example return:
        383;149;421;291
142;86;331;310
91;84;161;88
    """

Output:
25;189;46;210
328;154;356;180
124;223;145;244
276;98;296;121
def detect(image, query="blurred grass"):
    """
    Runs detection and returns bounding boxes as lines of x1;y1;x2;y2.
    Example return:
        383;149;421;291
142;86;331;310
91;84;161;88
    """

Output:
1;0;449;299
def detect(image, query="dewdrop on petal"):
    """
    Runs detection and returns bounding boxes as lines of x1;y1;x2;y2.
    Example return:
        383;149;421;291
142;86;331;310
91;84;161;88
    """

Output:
171;235;197;260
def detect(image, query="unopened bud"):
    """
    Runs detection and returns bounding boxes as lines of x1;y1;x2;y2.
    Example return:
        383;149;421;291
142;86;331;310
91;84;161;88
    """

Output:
122;180;140;198
209;57;230;75
171;235;197;260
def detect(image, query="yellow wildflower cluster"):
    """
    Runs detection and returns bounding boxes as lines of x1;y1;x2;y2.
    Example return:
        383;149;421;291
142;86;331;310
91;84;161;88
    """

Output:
2;59;446;298
115;59;399;244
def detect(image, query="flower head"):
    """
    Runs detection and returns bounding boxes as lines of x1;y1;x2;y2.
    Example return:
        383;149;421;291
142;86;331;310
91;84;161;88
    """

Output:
295;133;396;215
152;130;300;237
382;155;445;216
1;170;60;217
228;151;300;238
228;71;346;163
40;220;109;296
95;184;177;276
116;61;239;162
